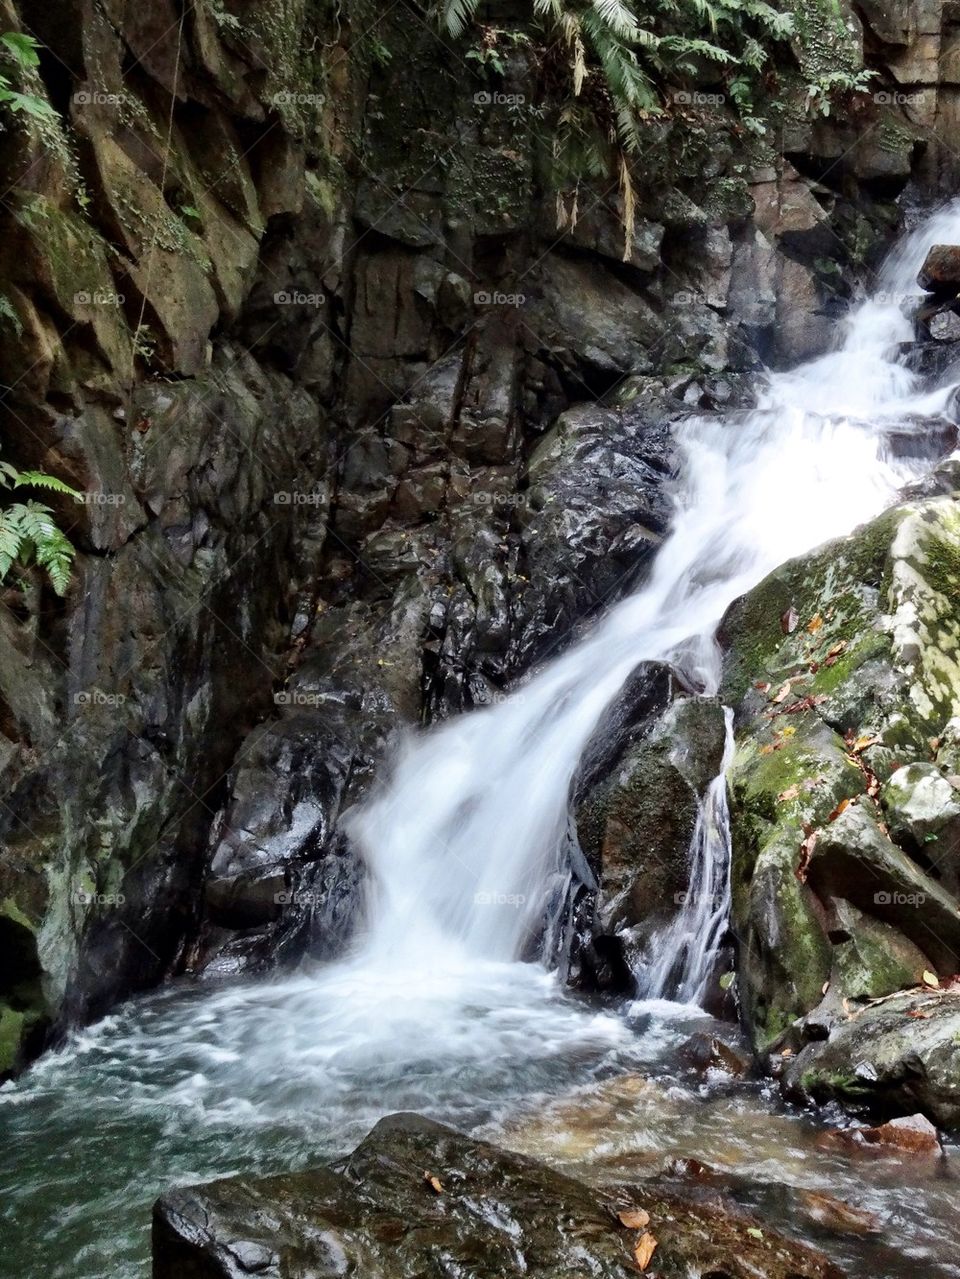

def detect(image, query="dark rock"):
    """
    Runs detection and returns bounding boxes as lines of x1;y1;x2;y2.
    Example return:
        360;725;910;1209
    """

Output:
785;991;960;1127
918;244;960;293
680;1031;750;1076
153;1113;845;1279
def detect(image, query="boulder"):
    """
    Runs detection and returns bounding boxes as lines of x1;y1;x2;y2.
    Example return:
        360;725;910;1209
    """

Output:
721;494;960;1112
153;1113;845;1279
785;992;960;1126
918;244;960;294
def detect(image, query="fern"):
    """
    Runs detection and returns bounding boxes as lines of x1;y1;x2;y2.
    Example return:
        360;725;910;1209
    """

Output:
0;451;81;595
438;0;796;256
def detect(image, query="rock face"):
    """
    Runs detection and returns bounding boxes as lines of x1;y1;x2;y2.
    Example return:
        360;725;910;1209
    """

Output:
2;0;960;1075
720;490;960;1120
152;1113;844;1279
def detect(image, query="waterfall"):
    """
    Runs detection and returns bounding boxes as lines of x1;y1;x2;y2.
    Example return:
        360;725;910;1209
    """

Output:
349;201;960;1000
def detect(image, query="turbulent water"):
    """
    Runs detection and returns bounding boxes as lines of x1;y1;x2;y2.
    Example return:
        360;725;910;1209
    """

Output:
4;206;960;1278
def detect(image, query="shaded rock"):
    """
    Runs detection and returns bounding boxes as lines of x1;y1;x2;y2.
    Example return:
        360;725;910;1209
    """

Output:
784;991;960;1126
680;1031;749;1076
918;243;960;293
721;495;960;1071
571;694;728;991
928;309;960;341
153;1113;845;1279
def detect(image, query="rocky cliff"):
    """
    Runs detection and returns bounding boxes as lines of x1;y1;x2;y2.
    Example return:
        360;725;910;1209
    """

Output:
1;0;959;1077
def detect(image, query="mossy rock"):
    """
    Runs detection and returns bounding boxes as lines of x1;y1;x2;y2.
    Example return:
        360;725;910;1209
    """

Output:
722;496;960;1072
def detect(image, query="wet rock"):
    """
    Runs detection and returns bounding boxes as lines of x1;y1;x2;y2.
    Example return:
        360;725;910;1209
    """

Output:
153;1113;845;1279
927;309;960;342
918;244;960;294
571;695;728;991
817;1112;940;1157
680;1031;750;1076
797;1189;883;1236
721;495;960;1089
784;992;960;1126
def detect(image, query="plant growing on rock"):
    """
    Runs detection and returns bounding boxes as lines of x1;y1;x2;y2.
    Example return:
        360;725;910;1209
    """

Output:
0;31;56;121
438;1;794;256
0;452;81;595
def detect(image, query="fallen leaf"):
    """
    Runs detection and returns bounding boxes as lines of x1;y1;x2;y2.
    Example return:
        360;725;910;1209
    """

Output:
826;640;847;658
423;1172;443;1194
754;681;771;692
828;797;851;822
797;830;818;883
853;734;881;752
807;614;824;633
778;784;801;802
618;1208;650;1229
781;725;796;738
760;742;780;756
634;1233;658;1271
822;980;831;995
781;606;798;635
772;681;792;704
923;970;941;989
784;694;828;713
781;1046;794;1057
746;1226;764;1240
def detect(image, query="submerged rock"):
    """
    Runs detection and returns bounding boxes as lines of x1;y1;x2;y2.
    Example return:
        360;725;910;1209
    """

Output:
153;1113;845;1279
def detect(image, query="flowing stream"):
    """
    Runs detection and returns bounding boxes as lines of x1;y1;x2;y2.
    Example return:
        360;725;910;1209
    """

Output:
4;207;960;1279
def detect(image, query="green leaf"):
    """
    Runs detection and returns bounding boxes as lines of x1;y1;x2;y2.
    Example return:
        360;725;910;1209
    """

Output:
0;32;42;69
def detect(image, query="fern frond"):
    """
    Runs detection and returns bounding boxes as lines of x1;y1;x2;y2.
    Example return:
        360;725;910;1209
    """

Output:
13;469;82;499
441;0;482;39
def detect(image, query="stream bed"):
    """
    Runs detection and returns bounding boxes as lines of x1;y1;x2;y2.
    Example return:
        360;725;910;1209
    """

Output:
1;960;958;1278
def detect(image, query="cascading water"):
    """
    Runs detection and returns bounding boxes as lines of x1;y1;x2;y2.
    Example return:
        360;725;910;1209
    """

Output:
4;206;960;1279
349;201;960;995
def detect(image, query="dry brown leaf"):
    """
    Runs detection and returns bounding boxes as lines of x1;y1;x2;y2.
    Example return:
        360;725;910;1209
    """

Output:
822;980;830;995
760;742;779;756
618;1208;650;1230
797;829;818;883
826;640;846;657
771;681;792;704
423;1172;443;1194
852;734;880;752
781;1046;794;1057
634;1232;658;1272
923;970;941;989
754;681;771;692
807;614;824;633
828;796;851;822
778;784;801;802
781;606;798;635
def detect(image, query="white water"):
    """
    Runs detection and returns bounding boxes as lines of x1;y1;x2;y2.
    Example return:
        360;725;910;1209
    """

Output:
349;202;960;990
3;204;960;1279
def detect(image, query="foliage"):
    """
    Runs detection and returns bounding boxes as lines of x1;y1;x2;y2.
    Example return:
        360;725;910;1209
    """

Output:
805;67;875;118
438;1;796;256
0;31;56;121
0;454;81;596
